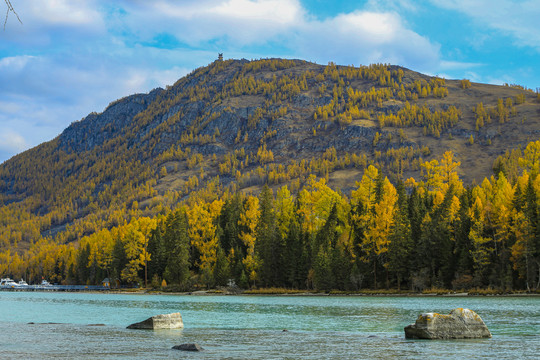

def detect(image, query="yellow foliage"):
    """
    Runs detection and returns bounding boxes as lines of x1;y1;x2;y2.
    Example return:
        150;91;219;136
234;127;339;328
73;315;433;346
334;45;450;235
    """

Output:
187;199;223;273
518;140;540;177
460;79;472;89
239;195;260;282
298;175;346;234
356;177;398;270
257;144;274;164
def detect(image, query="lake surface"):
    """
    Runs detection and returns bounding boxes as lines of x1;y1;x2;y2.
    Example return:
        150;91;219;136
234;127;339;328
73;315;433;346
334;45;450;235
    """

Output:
0;292;538;359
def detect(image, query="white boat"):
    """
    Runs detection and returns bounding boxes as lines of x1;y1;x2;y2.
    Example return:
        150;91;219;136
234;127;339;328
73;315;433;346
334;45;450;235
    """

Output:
18;279;29;286
0;278;20;289
40;279;51;286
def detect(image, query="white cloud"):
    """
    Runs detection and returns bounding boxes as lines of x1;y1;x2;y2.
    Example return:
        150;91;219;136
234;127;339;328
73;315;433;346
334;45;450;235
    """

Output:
24;0;104;27
0;130;28;153
0;0;105;45
439;60;484;71
0;55;34;70
211;0;302;24
113;0;303;45
366;0;420;13
149;0;303;23
296;10;440;69
334;12;398;41
430;0;540;50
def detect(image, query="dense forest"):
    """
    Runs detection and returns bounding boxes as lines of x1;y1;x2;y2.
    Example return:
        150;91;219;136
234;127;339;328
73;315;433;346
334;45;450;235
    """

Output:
1;142;539;292
1;58;539;292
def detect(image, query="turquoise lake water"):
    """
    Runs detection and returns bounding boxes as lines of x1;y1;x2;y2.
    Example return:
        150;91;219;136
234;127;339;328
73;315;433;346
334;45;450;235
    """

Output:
0;292;538;359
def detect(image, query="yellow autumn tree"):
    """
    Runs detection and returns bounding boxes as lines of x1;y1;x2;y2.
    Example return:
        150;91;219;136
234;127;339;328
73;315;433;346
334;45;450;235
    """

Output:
187;199;223;286
421;159;443;193
361;177;398;287
351;165;379;208
350;165;381;264
238;195;260;285
275;185;295;240
121;217;157;287
486;173;515;251
440;151;464;195
297;175;347;234
518;140;540;177
420;151;463;196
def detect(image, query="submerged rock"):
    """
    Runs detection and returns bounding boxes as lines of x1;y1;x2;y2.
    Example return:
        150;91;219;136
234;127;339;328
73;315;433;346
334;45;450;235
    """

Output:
172;343;204;352
127;312;183;330
404;308;491;339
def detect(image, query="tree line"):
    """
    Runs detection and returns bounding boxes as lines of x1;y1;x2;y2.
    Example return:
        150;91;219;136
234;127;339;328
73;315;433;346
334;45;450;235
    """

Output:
2;142;539;292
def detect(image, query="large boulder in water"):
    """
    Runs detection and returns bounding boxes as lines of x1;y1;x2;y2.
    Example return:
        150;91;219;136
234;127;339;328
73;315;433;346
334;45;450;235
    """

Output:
127;312;183;330
404;308;491;339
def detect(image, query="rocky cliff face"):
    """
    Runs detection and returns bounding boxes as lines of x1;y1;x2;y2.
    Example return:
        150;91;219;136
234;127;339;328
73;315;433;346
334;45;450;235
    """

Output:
59;89;164;153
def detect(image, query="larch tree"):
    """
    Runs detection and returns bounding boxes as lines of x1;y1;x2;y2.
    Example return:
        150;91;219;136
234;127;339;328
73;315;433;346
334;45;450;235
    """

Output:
297;175;344;235
187;199;223;287
361;177;398;288
120;218;157;287
275;185;294;240
238;195;260;286
439;151;464;195
350;165;380;283
518;141;540;178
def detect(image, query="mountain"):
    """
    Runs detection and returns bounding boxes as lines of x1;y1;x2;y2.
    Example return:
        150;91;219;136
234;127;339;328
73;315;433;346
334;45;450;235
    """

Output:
1;58;539;251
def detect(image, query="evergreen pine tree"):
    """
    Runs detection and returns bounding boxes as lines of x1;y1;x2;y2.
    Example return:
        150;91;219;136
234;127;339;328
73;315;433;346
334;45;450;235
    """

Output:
387;180;413;289
256;185;284;287
163;210;191;288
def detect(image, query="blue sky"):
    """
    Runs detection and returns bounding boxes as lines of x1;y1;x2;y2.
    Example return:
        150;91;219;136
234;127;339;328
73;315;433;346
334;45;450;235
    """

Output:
1;0;539;163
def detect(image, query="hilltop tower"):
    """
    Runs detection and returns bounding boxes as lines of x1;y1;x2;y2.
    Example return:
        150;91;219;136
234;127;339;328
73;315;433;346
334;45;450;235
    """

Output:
218;53;223;61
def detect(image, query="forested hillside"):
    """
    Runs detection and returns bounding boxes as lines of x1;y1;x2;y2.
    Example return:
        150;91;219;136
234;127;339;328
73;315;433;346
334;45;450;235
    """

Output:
1;58;539;291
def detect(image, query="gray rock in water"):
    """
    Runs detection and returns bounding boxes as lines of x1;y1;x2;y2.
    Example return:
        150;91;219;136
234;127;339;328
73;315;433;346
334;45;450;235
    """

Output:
172;343;204;352
404;308;492;339
127;312;183;330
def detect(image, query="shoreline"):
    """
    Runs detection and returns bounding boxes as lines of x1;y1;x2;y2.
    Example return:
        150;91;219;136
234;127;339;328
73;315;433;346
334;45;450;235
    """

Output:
102;289;540;297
